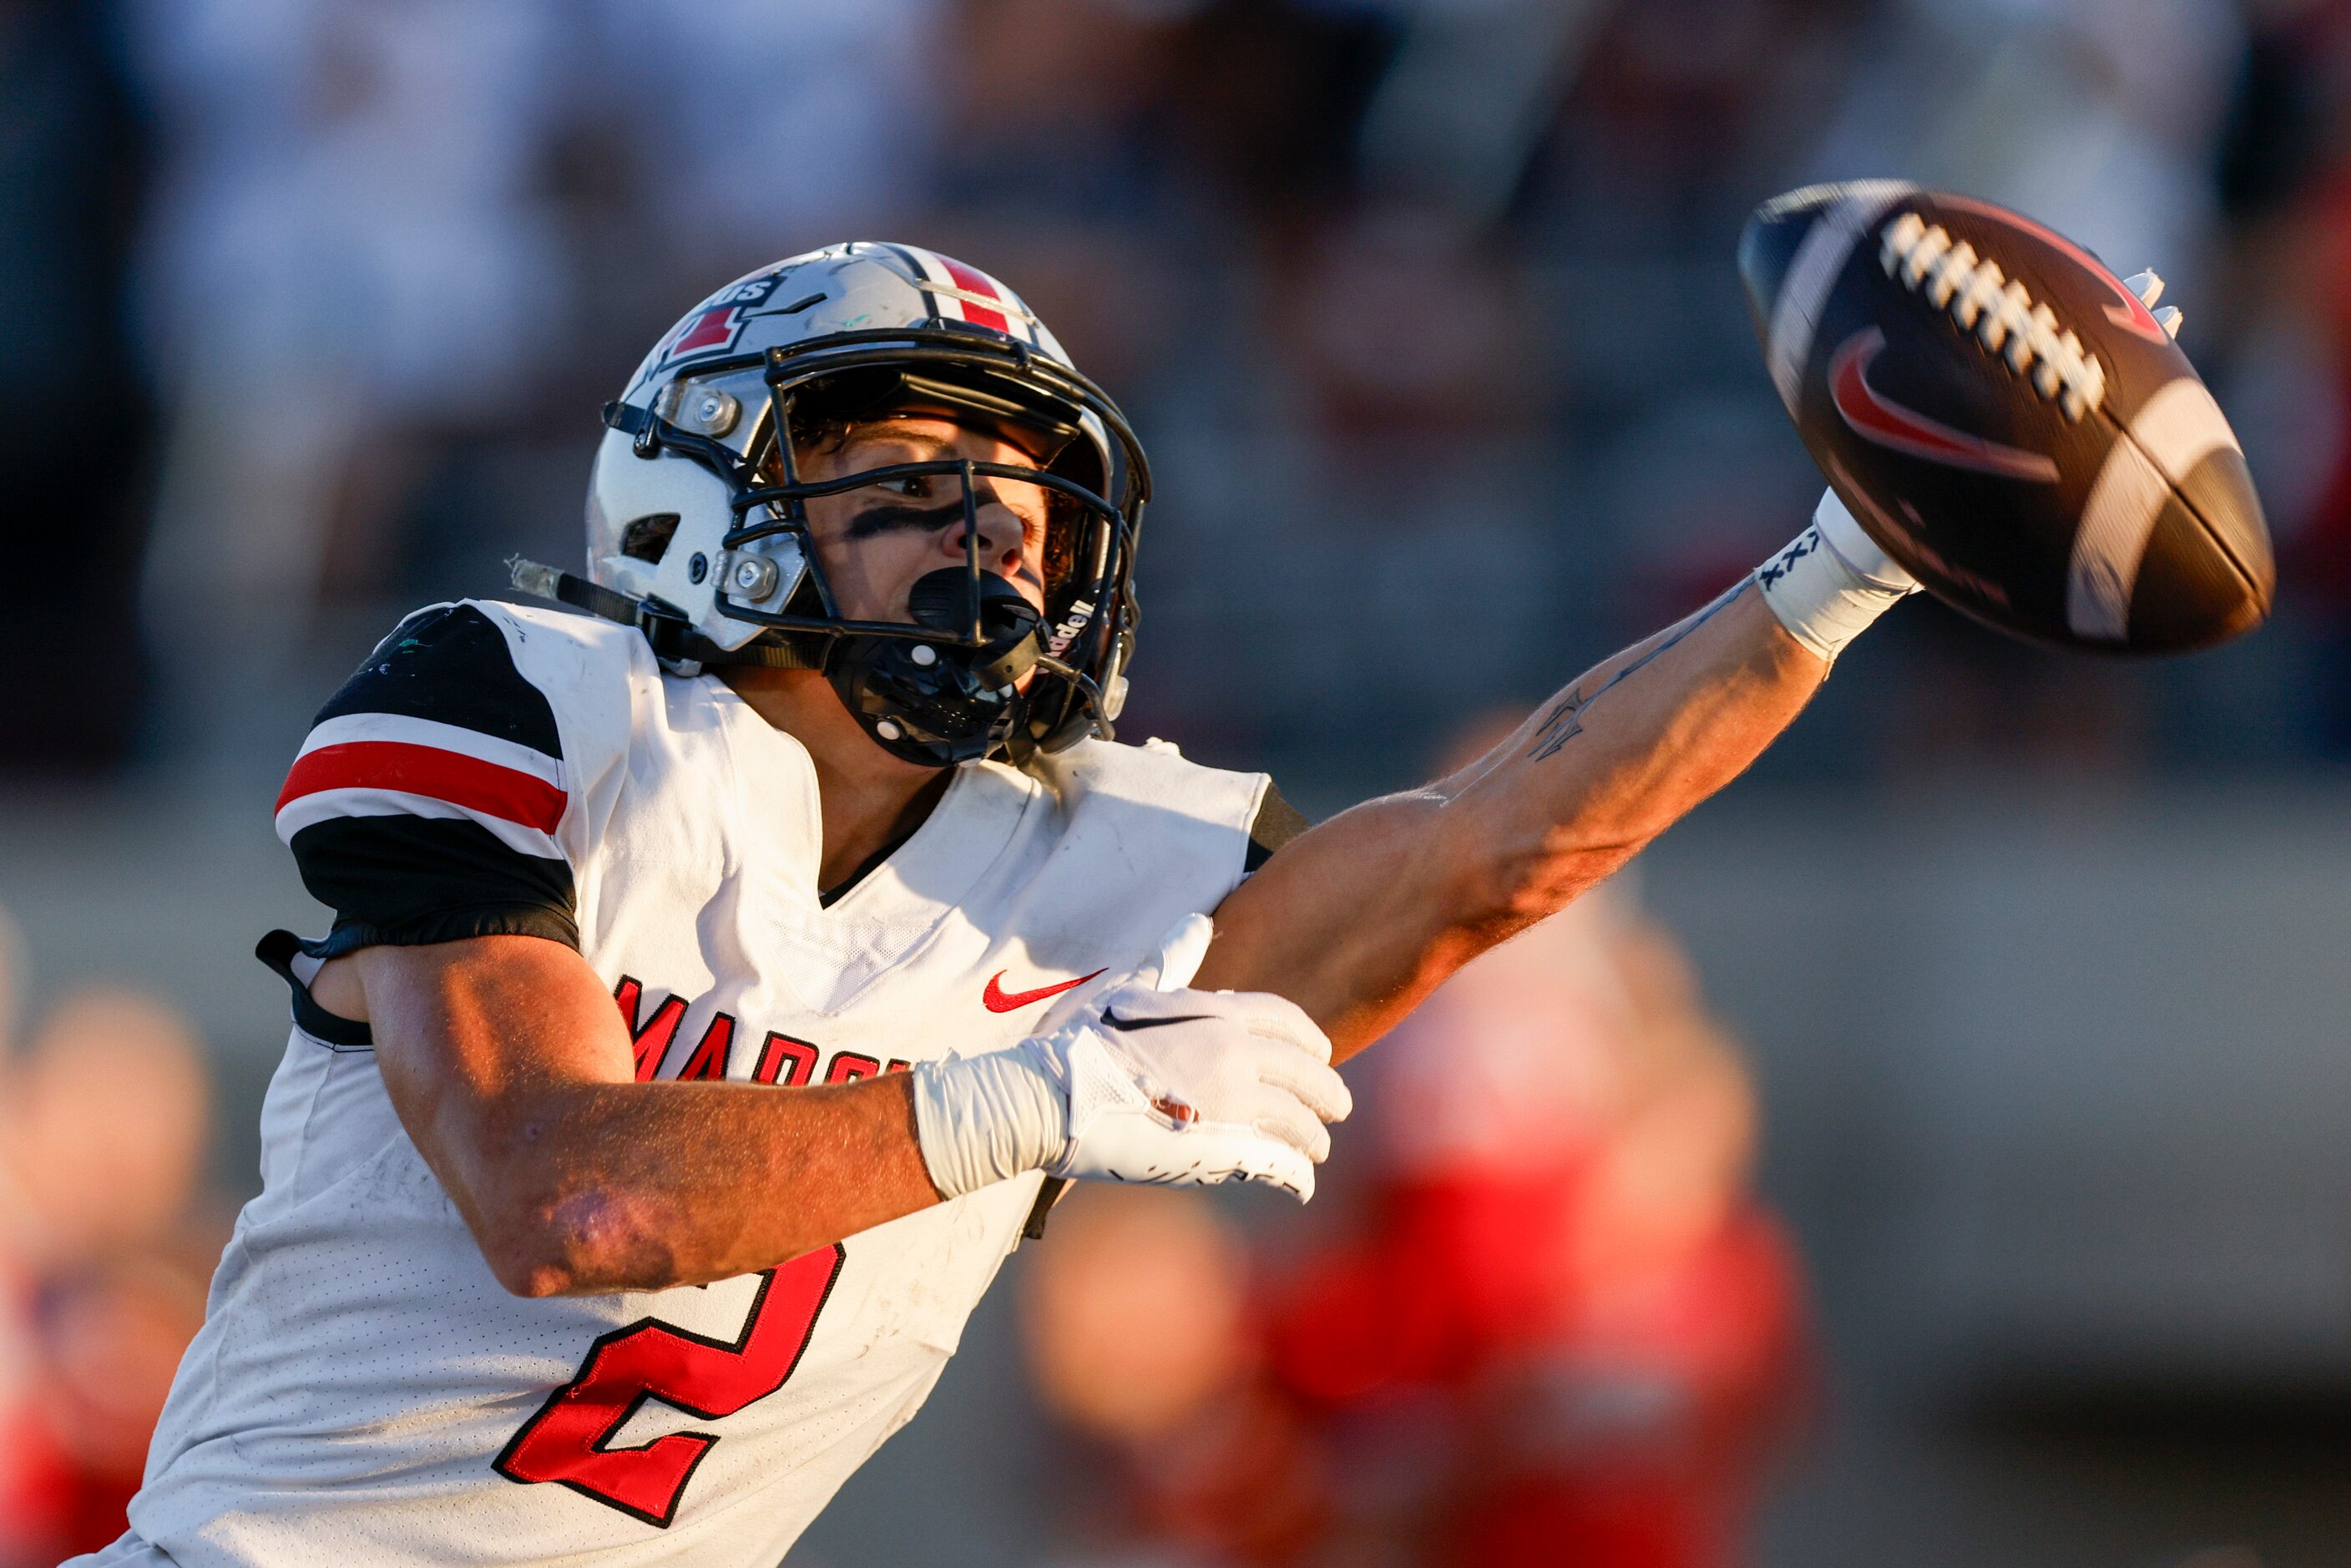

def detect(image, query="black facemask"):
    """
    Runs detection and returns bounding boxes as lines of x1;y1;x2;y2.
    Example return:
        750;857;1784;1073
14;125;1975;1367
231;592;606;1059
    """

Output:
827;569;1045;766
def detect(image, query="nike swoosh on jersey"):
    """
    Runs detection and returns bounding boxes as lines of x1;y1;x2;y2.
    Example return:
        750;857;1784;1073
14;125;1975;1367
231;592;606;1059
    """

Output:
982;969;1105;1013
1829;328;2061;483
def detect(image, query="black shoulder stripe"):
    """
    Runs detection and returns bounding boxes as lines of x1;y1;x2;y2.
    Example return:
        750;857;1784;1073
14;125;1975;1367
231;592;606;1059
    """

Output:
1245;781;1309;873
316;604;563;759
290;815;577;943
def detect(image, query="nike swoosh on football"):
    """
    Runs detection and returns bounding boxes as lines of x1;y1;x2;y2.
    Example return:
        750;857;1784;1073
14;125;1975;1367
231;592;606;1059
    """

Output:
1829;328;2061;483
982;969;1105;1013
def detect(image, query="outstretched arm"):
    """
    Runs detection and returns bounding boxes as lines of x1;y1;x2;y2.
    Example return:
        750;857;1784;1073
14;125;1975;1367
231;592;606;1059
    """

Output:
1199;495;1914;1059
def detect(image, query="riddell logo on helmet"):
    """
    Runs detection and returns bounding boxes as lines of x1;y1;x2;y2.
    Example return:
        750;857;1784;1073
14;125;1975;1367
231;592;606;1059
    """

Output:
1046;599;1096;656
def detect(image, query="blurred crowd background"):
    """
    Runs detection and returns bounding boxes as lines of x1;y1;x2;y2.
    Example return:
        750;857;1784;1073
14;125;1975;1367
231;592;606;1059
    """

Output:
8;0;2351;1563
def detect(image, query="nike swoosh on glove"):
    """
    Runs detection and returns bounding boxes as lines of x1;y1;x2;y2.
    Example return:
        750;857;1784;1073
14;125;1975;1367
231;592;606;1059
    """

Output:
1036;980;1352;1201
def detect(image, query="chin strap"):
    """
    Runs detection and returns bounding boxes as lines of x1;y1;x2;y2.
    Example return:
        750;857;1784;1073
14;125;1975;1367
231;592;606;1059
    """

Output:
506;558;827;670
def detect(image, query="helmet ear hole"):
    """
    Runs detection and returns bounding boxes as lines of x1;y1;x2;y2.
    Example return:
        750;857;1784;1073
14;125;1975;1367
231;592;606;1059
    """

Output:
1045;432;1105;499
1041;493;1082;601
619;513;680;563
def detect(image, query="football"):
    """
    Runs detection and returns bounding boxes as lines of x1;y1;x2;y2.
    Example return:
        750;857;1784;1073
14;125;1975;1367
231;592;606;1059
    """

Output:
1738;180;2273;654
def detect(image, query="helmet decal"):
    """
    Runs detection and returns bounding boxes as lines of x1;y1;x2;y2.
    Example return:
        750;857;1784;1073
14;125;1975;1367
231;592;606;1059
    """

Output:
648;271;792;380
883;245;1041;342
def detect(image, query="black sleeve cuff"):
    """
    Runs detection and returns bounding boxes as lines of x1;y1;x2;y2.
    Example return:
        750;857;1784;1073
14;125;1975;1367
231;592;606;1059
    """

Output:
258;908;580;1054
1245;781;1311;873
255;928;376;1050
306;903;581;959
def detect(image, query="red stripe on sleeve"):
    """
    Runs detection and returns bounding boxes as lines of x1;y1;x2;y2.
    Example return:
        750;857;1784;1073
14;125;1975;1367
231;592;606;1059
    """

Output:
938;257;1011;335
277;741;567;833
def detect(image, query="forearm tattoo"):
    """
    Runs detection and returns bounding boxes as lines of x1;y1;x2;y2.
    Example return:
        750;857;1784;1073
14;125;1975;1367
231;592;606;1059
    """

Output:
1529;579;1751;761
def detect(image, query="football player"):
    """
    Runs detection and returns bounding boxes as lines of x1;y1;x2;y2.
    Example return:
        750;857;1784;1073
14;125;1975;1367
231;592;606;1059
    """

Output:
81;243;1917;1567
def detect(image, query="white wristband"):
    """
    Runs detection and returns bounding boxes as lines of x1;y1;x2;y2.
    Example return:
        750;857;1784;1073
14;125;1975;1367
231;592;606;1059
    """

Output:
1755;489;1919;664
909;1044;1065;1200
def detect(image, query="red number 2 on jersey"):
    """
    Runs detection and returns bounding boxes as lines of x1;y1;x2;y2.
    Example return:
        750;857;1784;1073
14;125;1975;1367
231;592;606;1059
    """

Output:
494;1243;846;1527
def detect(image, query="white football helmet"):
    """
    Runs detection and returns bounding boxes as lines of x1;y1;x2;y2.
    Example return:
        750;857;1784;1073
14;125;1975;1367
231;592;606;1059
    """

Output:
520;241;1150;766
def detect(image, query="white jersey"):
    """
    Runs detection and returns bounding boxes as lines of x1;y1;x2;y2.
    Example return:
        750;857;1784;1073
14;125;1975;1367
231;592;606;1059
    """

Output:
94;600;1276;1567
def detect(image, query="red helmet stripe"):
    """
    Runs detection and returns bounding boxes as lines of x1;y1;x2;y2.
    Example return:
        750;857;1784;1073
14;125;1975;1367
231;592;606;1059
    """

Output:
938;256;1011;335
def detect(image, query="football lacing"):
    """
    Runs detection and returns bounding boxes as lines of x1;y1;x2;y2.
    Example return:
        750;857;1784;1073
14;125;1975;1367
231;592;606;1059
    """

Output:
1878;210;2106;422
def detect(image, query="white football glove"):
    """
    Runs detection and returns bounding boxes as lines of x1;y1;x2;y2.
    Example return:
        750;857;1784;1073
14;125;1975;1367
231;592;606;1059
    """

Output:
2121;270;2184;339
1031;979;1348;1199
909;916;1352;1203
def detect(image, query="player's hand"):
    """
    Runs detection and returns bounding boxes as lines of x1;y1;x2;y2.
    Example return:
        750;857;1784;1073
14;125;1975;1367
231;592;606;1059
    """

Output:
908;914;1351;1204
1027;977;1350;1201
1778;270;2186;650
2122;271;2185;339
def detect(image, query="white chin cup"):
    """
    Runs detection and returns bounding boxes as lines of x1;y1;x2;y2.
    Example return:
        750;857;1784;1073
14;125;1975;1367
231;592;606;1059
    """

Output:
1755;488;1920;665
908;920;1350;1203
